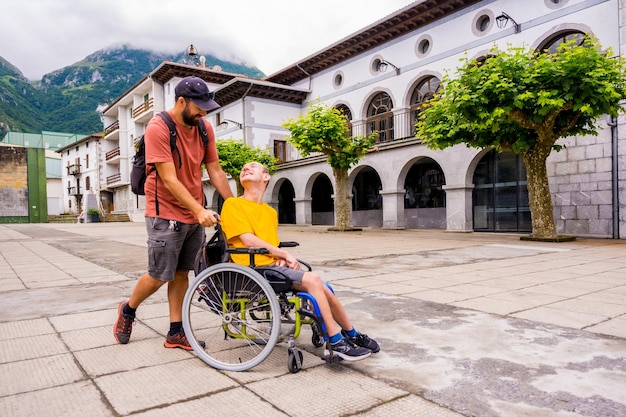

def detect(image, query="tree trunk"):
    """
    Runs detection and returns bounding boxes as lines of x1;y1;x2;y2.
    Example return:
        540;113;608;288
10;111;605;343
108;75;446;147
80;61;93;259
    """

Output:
332;167;352;230
521;148;557;239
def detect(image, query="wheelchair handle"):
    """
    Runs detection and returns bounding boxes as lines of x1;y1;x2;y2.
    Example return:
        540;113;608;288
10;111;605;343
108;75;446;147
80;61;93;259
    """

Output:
279;241;299;248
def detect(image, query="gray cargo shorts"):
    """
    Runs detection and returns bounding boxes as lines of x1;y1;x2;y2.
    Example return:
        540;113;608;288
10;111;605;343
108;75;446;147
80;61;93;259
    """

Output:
145;216;204;282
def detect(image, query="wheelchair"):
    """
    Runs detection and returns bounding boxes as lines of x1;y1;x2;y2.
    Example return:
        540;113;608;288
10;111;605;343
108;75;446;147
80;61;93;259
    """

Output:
181;224;333;373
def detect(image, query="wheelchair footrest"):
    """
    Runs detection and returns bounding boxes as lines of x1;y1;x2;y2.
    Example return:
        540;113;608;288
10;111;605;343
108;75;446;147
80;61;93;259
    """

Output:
321;354;343;364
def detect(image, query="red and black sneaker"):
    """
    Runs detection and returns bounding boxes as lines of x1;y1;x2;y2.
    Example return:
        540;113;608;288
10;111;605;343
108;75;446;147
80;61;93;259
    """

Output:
114;301;134;344
164;330;193;350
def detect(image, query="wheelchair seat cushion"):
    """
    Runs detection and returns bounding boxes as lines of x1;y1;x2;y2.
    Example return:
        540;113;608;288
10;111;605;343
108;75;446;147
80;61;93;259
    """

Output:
255;265;304;293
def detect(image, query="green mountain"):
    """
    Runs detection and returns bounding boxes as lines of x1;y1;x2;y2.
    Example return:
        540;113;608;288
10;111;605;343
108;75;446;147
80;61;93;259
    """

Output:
0;45;265;138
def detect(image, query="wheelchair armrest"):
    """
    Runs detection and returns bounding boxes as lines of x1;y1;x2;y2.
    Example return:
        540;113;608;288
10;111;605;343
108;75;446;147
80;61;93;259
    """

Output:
226;247;270;255
227;247;271;268
279;241;299;248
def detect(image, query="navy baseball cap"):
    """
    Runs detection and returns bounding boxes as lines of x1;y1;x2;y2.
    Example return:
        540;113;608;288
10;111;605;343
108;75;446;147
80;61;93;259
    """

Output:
174;76;220;112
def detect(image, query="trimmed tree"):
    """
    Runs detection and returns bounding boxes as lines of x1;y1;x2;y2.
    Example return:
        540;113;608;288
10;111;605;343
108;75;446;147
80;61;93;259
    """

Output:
283;102;377;230
216;139;278;196
416;37;626;240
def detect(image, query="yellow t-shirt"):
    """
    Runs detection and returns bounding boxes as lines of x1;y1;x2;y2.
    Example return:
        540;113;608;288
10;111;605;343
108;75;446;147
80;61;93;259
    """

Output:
221;197;280;266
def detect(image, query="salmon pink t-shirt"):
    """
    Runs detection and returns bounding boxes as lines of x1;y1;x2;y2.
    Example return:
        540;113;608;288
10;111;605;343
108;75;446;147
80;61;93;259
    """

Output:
144;111;218;224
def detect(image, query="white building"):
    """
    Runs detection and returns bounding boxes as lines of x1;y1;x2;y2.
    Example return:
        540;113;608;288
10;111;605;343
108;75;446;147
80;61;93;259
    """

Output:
56;134;104;216
101;0;626;239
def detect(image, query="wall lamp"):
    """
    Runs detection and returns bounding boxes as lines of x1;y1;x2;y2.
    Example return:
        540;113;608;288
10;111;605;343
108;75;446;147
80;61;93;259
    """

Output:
218;119;243;129
376;59;400;75
495;12;521;33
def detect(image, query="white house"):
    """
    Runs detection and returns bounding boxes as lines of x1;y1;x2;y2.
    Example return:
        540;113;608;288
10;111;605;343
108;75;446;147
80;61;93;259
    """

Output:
101;0;626;239
56;133;104;217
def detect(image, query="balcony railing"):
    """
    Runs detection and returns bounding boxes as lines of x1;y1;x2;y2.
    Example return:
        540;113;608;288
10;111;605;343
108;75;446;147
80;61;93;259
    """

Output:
107;173;122;185
68;186;82;196
67;164;81;175
105;147;121;161
132;98;154;119
103;120;120;136
350;109;416;144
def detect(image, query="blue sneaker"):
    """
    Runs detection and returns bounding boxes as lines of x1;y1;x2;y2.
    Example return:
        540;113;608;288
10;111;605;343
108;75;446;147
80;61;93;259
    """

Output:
324;339;371;361
344;331;380;353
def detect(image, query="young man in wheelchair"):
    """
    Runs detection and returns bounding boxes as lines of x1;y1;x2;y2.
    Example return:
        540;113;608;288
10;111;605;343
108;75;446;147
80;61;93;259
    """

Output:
220;161;380;361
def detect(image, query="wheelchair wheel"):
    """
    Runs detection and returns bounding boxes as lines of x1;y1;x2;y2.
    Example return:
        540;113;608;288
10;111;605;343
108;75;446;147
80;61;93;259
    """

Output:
182;263;281;372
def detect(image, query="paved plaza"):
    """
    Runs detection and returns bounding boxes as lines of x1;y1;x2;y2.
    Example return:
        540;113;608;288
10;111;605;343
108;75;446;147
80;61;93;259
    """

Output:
0;222;625;416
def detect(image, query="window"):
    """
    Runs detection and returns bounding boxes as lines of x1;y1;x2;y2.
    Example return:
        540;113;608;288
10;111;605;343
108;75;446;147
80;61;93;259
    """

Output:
333;72;344;89
366;93;394;143
418;39;430;55
335;104;353;137
85;154;89;169
472;11;494;36
85;176;91;191
274;140;287;163
477;15;490;32
411;77;440;135
538;31;585;54
473;150;530;232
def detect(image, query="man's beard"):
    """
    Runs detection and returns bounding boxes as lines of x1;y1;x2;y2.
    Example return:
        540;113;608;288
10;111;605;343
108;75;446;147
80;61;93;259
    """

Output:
182;105;200;126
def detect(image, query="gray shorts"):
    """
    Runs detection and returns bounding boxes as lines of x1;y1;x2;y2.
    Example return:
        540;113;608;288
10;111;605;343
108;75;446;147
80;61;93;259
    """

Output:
255;265;305;291
145;217;204;282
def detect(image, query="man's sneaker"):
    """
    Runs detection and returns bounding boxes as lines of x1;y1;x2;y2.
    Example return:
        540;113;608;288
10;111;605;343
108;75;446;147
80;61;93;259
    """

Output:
324;339;371;362
346;332;380;353
164;330;194;351
114;301;134;344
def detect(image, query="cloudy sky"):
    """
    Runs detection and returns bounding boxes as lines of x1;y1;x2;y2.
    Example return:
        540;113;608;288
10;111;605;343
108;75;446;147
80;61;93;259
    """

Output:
2;0;416;80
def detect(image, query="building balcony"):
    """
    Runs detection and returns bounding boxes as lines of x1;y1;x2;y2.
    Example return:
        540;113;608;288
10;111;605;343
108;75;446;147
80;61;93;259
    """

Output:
68;186;82;196
67;164;81;175
106;173;122;187
132;98;155;123
103;120;120;138
105;147;121;162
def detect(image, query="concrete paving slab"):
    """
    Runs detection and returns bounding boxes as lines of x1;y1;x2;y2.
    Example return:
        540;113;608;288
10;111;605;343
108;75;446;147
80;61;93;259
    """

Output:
0;381;112;417
247;365;407;417
0;354;84;397
95;358;238;415
75;338;190;376
61;324;160;351
511;307;610;329
0;318;56;341
586;317;626;338
132;387;290;417
359;395;463;417
49;309;129;332
222;343;325;384
0;333;68;363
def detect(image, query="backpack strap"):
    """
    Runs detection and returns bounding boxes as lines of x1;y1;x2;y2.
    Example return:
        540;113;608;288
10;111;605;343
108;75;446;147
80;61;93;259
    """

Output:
157;112;182;168
151;111;179;216
197;119;209;147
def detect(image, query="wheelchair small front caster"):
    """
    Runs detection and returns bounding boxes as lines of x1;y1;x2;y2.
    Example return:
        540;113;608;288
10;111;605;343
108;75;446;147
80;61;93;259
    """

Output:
311;324;325;348
288;349;303;373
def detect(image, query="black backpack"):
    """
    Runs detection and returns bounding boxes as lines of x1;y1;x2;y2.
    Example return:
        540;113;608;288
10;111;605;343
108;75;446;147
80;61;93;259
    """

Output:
130;111;209;214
